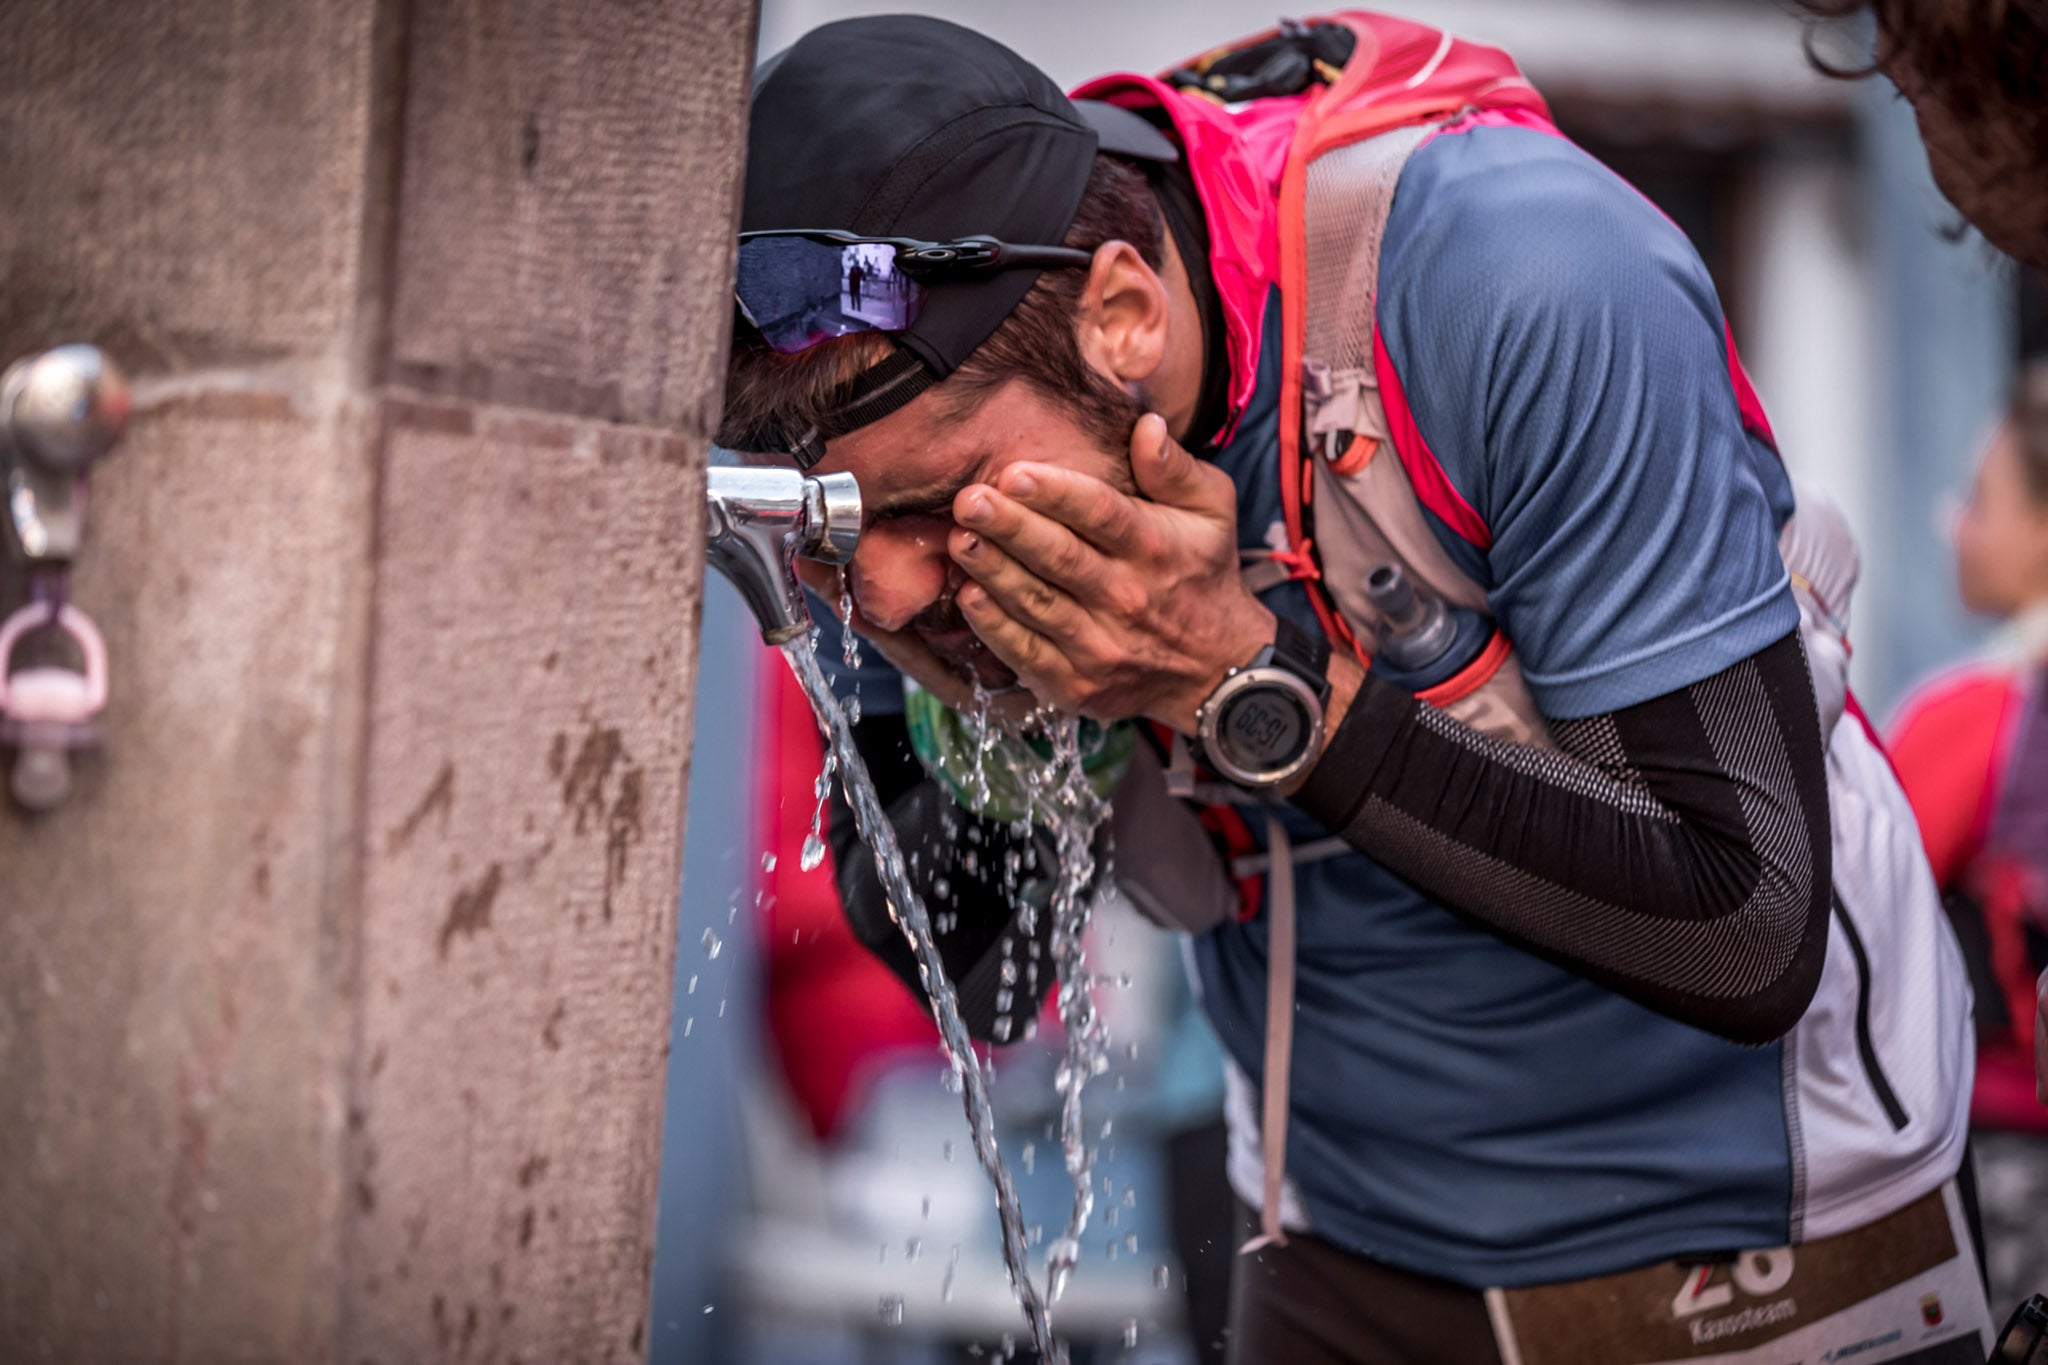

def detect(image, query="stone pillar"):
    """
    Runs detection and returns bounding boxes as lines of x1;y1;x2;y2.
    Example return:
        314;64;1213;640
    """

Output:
0;1;757;1360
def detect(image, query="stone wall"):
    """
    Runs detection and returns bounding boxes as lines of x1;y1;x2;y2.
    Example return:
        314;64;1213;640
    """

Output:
0;2;757;1359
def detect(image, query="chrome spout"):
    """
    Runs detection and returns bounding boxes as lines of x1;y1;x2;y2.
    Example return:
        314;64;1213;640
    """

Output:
705;466;861;645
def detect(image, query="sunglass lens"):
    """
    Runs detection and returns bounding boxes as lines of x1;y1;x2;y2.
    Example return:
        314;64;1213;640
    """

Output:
735;237;925;354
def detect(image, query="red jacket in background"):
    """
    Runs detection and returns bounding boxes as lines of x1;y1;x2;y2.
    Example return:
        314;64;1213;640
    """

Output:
1891;661;2048;1133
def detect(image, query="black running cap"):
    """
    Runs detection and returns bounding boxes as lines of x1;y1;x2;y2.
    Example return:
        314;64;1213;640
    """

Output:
742;15;1177;382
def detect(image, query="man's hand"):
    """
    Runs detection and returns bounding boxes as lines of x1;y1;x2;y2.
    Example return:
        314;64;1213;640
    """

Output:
945;413;1275;733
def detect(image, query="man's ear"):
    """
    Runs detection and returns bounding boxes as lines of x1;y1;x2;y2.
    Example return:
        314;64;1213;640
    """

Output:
1075;241;1169;389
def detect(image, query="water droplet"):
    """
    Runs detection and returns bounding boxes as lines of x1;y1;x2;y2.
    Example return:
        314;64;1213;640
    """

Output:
702;1304;714;1314
1123;1319;1139;1348
921;1196;931;1219
687;974;698;994
941;1140;953;1162
877;1293;904;1327
700;928;722;960
1045;1236;1080;1302
799;833;826;872
760;852;777;872
1000;959;1018;986
1153;1263;1171;1290
683;1017;693;1037
777;639;1076;1364
1021;1142;1035;1174
905;1236;922;1262
838;567;863;670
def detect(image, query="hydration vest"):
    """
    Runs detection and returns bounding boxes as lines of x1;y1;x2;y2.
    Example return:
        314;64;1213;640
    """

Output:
1084;11;1974;1260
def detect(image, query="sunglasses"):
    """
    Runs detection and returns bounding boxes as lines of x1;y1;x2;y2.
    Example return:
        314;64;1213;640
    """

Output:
734;229;1094;355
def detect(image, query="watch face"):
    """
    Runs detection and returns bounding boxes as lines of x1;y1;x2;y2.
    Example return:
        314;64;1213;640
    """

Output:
1217;685;1310;770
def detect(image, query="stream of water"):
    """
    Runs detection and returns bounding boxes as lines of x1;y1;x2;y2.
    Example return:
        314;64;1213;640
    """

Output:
1011;713;1109;1306
782;641;1070;1361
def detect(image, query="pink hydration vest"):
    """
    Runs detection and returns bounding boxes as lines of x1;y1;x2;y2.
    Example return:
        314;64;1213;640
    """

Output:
1080;10;1974;1265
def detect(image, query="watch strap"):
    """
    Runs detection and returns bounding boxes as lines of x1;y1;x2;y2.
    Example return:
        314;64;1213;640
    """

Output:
1270;614;1332;702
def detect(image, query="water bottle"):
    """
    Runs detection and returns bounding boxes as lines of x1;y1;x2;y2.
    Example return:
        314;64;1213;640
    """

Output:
1363;563;1492;693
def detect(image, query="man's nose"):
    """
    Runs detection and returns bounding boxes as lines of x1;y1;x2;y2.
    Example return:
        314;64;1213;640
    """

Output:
852;523;952;633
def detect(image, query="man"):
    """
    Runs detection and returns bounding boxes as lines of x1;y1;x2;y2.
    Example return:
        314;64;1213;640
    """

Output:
722;13;1982;1362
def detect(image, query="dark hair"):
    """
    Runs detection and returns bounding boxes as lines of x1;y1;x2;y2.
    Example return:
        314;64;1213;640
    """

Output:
1798;1;2048;154
721;155;1164;457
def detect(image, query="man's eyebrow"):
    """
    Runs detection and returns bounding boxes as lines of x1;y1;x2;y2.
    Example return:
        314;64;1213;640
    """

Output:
867;469;980;523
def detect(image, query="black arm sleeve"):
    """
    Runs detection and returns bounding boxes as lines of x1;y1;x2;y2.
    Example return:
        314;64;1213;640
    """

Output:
1294;630;1831;1044
826;713;1060;1042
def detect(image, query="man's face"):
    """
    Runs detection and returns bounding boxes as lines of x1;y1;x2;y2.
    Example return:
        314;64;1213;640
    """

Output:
806;377;1136;691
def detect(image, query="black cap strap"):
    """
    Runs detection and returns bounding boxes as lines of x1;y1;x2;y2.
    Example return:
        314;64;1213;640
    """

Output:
733;347;937;469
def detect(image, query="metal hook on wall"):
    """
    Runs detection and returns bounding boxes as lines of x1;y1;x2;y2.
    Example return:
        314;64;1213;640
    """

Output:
0;344;130;812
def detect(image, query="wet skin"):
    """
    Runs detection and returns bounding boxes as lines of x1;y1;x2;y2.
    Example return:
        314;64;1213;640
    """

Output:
794;238;1364;752
799;389;1287;736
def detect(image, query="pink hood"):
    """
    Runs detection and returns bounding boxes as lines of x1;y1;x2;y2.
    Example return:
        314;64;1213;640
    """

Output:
1070;70;1285;444
1072;12;1544;443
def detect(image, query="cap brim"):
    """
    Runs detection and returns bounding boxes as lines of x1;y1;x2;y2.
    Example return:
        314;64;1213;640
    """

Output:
1073;100;1179;163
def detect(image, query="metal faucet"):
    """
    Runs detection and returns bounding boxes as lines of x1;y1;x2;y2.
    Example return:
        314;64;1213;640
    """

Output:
705;466;861;645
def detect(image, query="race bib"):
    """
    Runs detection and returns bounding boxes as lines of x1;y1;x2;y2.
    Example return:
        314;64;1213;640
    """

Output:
1485;1185;1992;1365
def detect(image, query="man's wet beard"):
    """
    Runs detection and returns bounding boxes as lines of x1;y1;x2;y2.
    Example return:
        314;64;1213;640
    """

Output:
914;590;1020;692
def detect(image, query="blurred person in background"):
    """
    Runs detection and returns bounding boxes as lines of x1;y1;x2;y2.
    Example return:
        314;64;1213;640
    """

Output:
1800;0;2048;275
1889;361;2048;1314
1798;0;2048;1115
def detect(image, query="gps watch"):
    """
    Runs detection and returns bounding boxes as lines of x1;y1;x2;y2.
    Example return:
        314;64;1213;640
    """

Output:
1192;616;1332;790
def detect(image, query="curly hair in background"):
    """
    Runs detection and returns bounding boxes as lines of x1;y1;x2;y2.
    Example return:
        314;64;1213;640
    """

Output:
1798;0;2048;272
1802;0;2047;113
